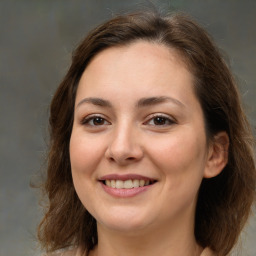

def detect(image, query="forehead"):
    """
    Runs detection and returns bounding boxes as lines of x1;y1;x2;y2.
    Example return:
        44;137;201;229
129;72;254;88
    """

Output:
86;41;189;75
76;41;194;98
76;41;198;110
75;41;204;128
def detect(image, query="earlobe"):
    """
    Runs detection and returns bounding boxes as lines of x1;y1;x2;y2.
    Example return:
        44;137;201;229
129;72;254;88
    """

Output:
204;131;229;178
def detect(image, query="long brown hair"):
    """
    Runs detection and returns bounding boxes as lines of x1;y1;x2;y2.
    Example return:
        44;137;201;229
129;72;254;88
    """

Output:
38;11;256;256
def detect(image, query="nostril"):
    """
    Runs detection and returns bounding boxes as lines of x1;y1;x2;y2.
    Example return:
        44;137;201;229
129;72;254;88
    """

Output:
107;156;138;164
126;157;136;161
105;141;144;164
109;157;115;162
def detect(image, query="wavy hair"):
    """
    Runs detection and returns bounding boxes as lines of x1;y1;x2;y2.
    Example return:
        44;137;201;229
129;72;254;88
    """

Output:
38;10;256;256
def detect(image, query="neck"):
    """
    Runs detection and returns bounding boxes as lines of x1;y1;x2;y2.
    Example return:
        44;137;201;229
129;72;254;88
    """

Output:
89;215;203;256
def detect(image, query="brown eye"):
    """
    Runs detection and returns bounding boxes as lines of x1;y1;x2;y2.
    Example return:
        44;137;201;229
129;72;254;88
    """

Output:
92;117;105;125
81;115;110;126
145;114;176;127
153;116;168;125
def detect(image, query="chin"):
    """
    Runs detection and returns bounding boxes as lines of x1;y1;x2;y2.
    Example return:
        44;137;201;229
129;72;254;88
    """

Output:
96;209;153;233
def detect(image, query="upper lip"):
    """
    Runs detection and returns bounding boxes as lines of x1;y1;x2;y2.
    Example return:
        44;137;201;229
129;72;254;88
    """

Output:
99;174;157;181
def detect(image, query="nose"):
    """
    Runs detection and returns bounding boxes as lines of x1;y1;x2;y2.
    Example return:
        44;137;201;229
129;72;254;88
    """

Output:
105;124;144;165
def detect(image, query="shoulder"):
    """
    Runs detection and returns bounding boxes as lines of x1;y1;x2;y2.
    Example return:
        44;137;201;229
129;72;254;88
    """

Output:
200;247;215;256
42;248;81;256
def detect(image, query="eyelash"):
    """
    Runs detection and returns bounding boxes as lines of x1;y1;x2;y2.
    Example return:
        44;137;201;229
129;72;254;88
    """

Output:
81;113;176;128
81;115;110;126
144;114;176;127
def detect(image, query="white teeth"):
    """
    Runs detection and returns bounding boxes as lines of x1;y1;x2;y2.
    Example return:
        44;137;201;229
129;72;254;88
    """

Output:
139;180;145;187
110;180;116;188
133;179;140;188
115;180;124;189
104;179;153;188
124;180;133;188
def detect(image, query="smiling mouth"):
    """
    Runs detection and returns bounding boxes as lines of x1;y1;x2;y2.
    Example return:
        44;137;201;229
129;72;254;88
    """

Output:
101;179;157;189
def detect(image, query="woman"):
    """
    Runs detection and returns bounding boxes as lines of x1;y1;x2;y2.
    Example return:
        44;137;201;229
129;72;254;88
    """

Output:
38;10;256;256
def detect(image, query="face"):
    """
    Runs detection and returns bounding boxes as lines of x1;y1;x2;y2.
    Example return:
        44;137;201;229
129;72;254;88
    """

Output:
70;41;211;234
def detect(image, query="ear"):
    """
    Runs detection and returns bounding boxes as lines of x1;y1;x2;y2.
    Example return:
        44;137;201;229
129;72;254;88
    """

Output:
204;131;229;178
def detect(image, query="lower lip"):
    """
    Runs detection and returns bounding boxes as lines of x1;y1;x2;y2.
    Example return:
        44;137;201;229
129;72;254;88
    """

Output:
101;183;153;198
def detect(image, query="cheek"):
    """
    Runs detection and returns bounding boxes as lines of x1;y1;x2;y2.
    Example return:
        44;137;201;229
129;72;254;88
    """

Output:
147;130;207;216
148;129;207;177
69;132;102;210
69;131;105;177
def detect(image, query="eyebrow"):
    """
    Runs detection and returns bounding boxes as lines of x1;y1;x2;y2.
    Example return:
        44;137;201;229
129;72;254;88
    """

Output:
76;97;112;108
137;96;185;108
76;96;185;109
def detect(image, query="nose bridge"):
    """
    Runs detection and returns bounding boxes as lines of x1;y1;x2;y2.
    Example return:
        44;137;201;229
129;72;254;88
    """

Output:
106;118;143;164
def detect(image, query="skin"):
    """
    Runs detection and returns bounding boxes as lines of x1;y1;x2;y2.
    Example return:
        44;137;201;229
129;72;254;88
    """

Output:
70;41;228;256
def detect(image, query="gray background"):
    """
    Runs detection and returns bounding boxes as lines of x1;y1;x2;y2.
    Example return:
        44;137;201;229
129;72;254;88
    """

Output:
0;0;255;255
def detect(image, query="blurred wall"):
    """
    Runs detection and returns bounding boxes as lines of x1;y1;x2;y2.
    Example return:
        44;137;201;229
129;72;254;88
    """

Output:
0;1;255;255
